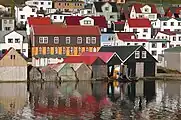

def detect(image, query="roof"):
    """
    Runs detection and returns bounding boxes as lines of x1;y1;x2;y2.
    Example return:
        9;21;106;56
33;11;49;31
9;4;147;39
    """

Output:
119;39;148;42
65;16;107;28
164;47;181;53
0;30;28;43
27;17;51;26
132;3;157;13
127;19;151;28
99;46;141;62
81;52;118;63
158;31;176;35
93;2;118;12
69;63;85;71
116;32;136;39
32;25;101;36
63;56;103;65
148;39;170;42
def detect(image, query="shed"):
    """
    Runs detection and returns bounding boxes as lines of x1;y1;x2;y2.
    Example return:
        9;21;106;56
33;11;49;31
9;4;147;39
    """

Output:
63;56;107;79
99;46;158;77
164;47;181;72
29;67;42;81
0;47;27;81
53;63;77;81
69;63;92;81
39;66;58;81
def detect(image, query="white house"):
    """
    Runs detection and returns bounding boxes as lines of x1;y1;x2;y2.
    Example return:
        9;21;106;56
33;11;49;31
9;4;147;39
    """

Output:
46;12;72;23
152;17;181;32
15;5;38;25
129;3;158;21
0;30;29;57
25;0;52;11
124;18;152;39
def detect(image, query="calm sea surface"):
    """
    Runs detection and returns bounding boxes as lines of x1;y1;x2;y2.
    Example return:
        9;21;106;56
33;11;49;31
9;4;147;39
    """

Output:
0;80;181;120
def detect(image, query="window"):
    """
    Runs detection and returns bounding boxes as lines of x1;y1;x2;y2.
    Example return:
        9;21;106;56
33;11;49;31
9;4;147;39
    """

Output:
178;22;181;26
41;2;44;5
170;44;174;48
78;47;82;55
15;38;20;43
173;37;176;41
9;20;13;24
33;2;38;4
66;37;70;44
30;15;34;17
84;20;91;24
8;39;13;43
163;22;167;26
60;16;62;19
142;51;146;58
32;9;35;12
127;43;130;45
39;37;43;43
152;43;157;48
171;22;174;26
54;16;57;19
77;37;82;44
46;47;50;54
16;49;21;54
105;7;109;11
176;44;180;46
22;49;26;52
143;29;148;32
44;37;48;43
143;35;146;37
157;36;160;39
91;37;96;44
62;47;66;54
135;51;140;59
5;27;10;30
48;2;51;5
2;49;6;54
20;15;25;19
10;55;15;59
69;47;74;55
54;37;59;44
38;47;42;54
162;36;164;39
110;15;114;19
133;29;137;32
86;37;90;44
54;47;58;54
144;8;148;12
135;43;138;45
179;37;181;41
4;20;7;24
162;43;167;48
151;50;157;56
19;8;22;11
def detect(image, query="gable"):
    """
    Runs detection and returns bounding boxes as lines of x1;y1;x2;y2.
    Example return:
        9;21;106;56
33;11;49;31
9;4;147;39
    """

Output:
154;32;170;39
101;2;112;12
5;31;22;38
79;17;94;26
141;5;151;13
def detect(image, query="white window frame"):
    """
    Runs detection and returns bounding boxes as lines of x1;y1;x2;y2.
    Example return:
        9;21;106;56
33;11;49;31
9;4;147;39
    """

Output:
54;37;59;44
142;51;146;58
77;37;82;44
66;37;70;44
39;37;44;43
91;37;96;44
43;37;48;43
135;51;140;59
86;37;90;44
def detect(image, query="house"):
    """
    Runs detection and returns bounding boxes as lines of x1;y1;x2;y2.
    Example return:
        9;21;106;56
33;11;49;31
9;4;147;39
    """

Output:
14;5;38;26
92;2;119;25
64;16;107;32
54;0;84;12
152;17;181;32
0;47;27;81
77;5;93;16
26;17;51;36
124;18;152;39
32;54;64;67
29;67;42;81
129;3;157;21
30;25;101;57
0;17;15;31
46;11;72;23
0;30;29;57
99;46;158;77
63;56;107;79
164;47;181;72
115;32;149;49
165;7;181;18
25;0;52;11
100;32;116;46
155;5;165;17
39;66;58;81
147;39;170;65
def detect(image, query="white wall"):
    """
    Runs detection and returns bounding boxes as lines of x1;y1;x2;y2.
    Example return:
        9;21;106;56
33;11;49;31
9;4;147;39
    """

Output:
47;14;71;23
25;0;52;10
79;17;94;26
154;32;170;40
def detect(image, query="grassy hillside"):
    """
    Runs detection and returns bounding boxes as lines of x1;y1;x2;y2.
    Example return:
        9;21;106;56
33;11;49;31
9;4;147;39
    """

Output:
0;0;25;5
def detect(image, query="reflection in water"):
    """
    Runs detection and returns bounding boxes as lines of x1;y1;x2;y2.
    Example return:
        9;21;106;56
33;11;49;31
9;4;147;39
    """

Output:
1;80;181;119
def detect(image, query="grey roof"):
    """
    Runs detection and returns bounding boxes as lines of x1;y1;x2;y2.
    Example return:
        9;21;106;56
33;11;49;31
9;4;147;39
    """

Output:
156;6;165;15
93;2;118;12
159;17;181;21
148;39;170;42
0;30;28;43
164;47;181;53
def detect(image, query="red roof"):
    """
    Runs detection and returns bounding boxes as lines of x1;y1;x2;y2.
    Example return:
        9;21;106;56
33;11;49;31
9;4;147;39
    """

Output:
132;3;157;13
27;17;51;26
127;18;151;27
165;7;181;17
63;56;105;65
117;32;136;39
81;52;115;63
158;31;176;35
32;25;101;36
65;16;107;28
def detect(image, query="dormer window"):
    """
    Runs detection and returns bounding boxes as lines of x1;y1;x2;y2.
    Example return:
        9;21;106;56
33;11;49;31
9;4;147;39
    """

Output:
145;8;148;12
84;20;91;24
105;7;109;11
135;51;140;59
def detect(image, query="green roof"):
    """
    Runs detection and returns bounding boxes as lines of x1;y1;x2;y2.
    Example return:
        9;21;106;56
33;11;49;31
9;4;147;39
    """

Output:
159;17;181;21
34;54;66;58
164;47;181;53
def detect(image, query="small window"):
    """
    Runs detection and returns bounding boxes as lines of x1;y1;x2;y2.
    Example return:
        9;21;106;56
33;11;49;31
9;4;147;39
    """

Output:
143;29;148;32
15;38;20;43
105;7;109;11
162;43;167;48
135;51;140;59
46;47;50;54
41;2;44;5
54;37;59;44
9;20;13;24
91;37;96;44
173;37;176;41
170;44;174;48
22;49;26;52
143;35;146;37
10;55;15;59
8;39;13;43
60;16;62;19
4;20;7;24
178;22;181;26
39;37;43;43
152;43;157;48
127;43;130;46
171;22;174;26
5;27;10;30
179;37;181;41
142;43;146;47
142;51;146;58
30;15;34;17
19;8;23;11
151;50;157;56
20;15;25;19
163;22;167;26
54;16;57;19
44;37;48;43
110;15;114;19
54;47;58;54
133;29;137;32
135;43;138;45
66;37;70;44
48;2;51;5
77;37;82;44
86;37;90;44
32;9;35;12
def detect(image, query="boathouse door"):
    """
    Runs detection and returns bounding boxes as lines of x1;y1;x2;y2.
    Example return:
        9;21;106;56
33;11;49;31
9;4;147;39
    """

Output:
136;62;144;77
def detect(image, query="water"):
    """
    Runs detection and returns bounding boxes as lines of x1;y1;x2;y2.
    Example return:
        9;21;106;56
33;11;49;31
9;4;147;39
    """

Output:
0;80;181;120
